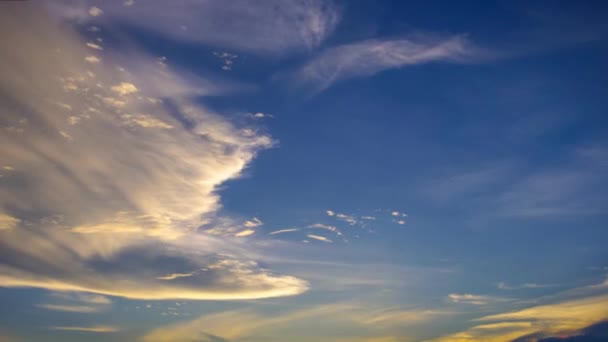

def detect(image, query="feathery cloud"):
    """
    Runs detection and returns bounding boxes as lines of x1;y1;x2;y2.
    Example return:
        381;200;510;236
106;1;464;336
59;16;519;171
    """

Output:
292;35;477;93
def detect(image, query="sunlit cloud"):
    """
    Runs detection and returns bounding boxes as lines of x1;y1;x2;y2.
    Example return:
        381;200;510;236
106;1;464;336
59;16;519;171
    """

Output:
51;326;119;333
307;234;333;243
0;4;306;301
269;228;300;235
234;229;255;237
308;223;342;236
0;214;19;231
36;304;103;313
243;217;263;228
448;293;507;305
434;290;608;342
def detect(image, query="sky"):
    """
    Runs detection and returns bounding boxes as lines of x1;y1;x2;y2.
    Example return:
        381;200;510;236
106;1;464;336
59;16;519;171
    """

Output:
0;1;607;341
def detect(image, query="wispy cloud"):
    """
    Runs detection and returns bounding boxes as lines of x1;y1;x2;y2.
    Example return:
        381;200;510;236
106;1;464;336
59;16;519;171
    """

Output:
36;304;102;313
51;326;119;333
53;0;341;56
434;280;608;342
291;35;478;93
448;293;508;305
307;234;333;243
269;228;300;235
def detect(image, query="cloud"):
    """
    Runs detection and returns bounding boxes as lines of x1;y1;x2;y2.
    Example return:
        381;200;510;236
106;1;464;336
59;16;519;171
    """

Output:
307;234;333;243
54;0;340;57
433;292;608;342
157;273;194;281
234;229;255;237
243;217;263;228
0;4;306;301
308;223;342;236
140;301;451;341
51;326;119;333
88;7;103;17
36;304;103;313
110;82;138;95
448;293;507;305
497;281;555;290
269;228;300;235
292;35;477;93
335;213;357;225
326;210;335;216
0;214;19;231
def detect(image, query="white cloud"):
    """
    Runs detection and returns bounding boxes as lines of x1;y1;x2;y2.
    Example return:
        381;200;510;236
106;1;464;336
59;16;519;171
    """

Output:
335;213;357;225
59;0;340;57
269;228;300;235
307;234;333;243
326;210;335;216
86;42;103;50
308;223;342;236
85;55;101;63
293;35;476;93
244;217;263;228
0;5;306;301
111;82;138;95
88;7;103;17
447;293;504;305
234;229;255;237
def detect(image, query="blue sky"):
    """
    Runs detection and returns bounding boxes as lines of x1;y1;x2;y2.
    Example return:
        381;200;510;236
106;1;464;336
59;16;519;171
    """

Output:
0;1;607;341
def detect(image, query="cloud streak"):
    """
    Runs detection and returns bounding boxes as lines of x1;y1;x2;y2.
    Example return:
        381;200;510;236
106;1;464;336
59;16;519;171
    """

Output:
292;35;478;93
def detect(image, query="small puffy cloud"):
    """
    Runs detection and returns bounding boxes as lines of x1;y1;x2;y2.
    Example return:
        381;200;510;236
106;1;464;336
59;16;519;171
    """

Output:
244;217;263;228
326;210;335;216
111;82;138;95
253;112;269;118
361;216;376;220
88;6;103;17
391;211;400;216
397;220;405;225
85;55;101;63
